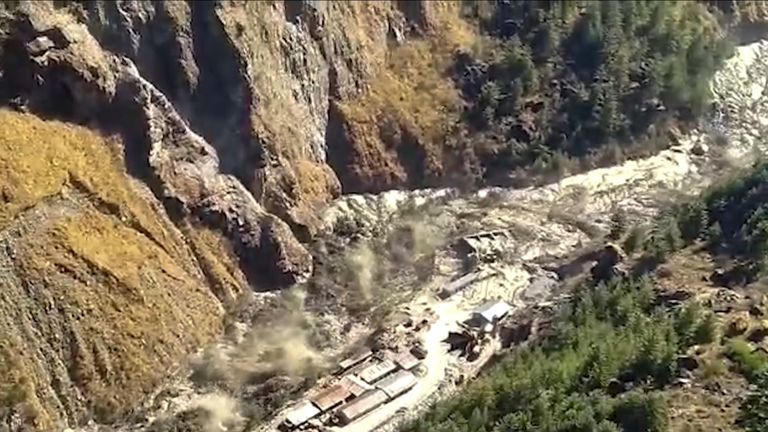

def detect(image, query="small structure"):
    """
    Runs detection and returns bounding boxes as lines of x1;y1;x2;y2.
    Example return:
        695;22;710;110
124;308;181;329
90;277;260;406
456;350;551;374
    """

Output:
357;359;397;384
374;369;418;398
438;269;496;299
471;300;512;327
310;383;351;412
340;374;373;397
336;390;389;425
283;400;321;429
454;229;514;265
390;351;420;371
338;348;373;372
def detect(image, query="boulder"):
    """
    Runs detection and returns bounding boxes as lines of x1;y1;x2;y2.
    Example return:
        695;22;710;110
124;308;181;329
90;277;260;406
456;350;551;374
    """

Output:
747;321;768;343
750;304;765;317
607;379;624;397
677;355;700;371
691;142;707;156
590;243;628;283
725;312;751;337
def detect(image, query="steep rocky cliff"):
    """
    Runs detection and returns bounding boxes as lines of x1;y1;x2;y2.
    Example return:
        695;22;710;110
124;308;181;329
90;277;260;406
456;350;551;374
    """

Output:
0;0;475;278
0;110;249;430
0;1;477;429
0;1;759;430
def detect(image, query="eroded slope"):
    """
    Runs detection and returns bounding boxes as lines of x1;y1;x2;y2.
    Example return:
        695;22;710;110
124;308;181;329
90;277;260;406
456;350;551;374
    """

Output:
0;110;247;430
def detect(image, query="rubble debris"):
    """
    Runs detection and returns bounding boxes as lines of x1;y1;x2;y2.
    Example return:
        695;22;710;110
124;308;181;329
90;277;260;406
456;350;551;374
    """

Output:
438;269;497;299
520;270;559;304
499;319;535;348
454;229;515;266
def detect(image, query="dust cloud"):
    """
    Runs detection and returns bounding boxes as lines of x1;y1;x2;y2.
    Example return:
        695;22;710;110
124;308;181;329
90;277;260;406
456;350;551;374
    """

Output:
346;243;376;303
191;288;330;387
190;393;244;432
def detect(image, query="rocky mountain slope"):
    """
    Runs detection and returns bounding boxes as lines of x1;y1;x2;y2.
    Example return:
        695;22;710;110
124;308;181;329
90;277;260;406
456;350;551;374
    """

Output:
0;1;764;431
0;1;478;429
0;110;249;430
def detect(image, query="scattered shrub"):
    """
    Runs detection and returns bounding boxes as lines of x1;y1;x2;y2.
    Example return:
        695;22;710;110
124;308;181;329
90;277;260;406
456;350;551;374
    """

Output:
727;339;768;380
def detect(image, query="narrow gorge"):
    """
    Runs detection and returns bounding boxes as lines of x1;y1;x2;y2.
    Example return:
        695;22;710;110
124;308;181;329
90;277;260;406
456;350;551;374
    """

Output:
0;1;767;432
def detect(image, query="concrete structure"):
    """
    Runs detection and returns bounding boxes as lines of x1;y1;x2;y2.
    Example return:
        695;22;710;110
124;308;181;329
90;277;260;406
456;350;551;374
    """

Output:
391;351;420;371
357;359;397;384
340;374;373;397
336;390;389;425
374;370;418;399
310;383;351;412
472;300;512;327
438;269;496;299
283;400;321;429
455;229;514;264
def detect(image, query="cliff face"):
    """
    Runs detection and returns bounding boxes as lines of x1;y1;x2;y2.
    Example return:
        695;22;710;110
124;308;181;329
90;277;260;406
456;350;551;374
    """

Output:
0;0;474;278
0;1;477;429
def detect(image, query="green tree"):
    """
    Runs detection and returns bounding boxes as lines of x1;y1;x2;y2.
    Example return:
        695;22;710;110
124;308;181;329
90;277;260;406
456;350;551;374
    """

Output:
740;371;768;432
612;392;669;432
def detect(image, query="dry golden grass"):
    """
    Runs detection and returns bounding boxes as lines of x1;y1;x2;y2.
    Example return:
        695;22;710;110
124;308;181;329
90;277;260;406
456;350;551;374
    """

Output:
0;110;236;428
293;159;340;203
0;110;176;251
336;2;478;185
0;337;50;429
184;223;248;306
15;208;223;423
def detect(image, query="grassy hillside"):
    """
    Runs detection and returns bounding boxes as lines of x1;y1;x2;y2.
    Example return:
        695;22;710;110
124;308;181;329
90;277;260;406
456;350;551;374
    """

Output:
0;110;246;430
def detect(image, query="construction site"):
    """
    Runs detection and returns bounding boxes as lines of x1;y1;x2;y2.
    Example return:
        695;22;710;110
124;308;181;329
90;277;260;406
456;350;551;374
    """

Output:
267;226;547;432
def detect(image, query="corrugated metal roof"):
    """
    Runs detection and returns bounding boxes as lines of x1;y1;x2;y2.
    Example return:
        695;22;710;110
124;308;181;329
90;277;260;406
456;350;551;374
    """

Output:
357;359;397;384
337;389;389;424
391;351;420;371
473;300;512;323
310;383;351;412
340;374;373;397
284;400;321;427
338;348;373;371
374;369;417;398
